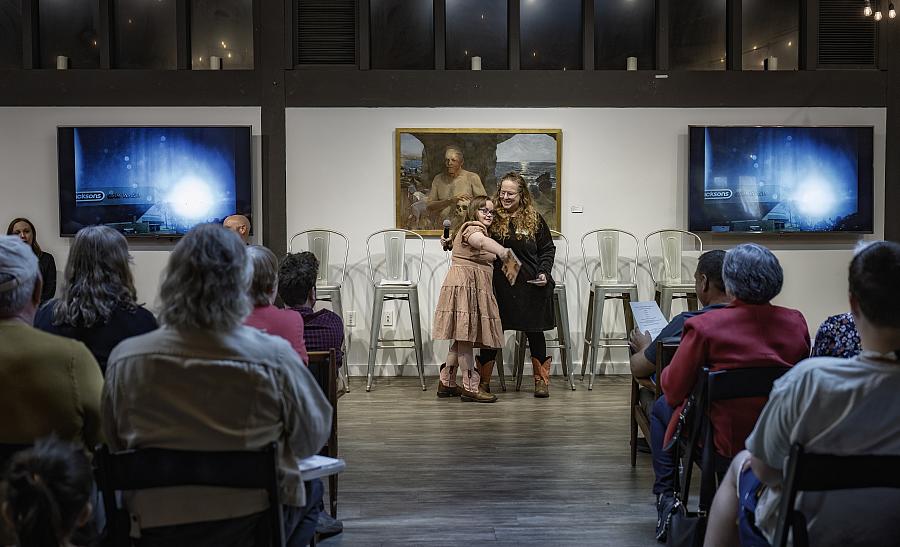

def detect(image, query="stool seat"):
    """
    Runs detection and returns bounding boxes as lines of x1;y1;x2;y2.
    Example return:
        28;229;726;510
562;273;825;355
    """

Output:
315;284;343;293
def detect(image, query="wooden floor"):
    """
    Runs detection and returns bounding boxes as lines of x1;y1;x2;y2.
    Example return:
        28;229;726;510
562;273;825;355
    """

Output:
319;374;659;547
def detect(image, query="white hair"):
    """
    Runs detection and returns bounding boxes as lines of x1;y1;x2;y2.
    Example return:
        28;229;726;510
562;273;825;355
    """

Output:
0;236;39;317
722;243;783;304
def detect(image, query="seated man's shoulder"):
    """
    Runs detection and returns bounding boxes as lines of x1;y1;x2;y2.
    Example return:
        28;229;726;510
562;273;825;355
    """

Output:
12;324;93;360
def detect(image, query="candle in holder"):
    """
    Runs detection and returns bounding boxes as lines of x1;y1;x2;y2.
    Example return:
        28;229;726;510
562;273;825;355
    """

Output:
56;55;68;70
763;56;778;71
471;56;482;70
626;56;638;71
210;55;222;70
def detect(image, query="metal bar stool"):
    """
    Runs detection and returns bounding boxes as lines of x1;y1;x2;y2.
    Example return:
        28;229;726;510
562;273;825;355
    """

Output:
510;229;576;391
580;229;640;390
643;229;702;319
365;229;426;392
289;229;351;392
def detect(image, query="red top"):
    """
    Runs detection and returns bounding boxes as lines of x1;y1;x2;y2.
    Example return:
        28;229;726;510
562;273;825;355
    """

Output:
660;300;810;457
244;305;309;365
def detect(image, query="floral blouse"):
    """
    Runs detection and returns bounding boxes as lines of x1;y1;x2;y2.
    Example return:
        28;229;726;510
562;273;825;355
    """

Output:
811;312;862;358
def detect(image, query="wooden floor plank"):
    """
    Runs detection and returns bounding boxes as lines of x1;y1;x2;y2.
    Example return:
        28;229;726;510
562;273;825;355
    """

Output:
320;375;659;546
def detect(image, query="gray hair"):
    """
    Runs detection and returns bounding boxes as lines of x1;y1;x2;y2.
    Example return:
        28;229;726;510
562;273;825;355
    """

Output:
0;236;40;317
247;245;278;307
158;223;251;330
52;225;137;328
722;243;783;304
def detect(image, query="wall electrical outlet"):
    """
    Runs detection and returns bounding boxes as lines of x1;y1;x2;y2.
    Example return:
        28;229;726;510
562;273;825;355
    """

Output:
345;310;356;328
383;310;394;327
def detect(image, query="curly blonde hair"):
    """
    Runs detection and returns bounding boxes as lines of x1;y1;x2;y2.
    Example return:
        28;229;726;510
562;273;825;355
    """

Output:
491;171;539;241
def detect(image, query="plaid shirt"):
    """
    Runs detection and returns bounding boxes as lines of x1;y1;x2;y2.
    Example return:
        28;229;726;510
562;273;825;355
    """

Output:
291;305;344;366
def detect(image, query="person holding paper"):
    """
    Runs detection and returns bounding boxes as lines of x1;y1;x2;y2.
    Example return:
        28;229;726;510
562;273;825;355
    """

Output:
478;171;557;398
433;196;515;403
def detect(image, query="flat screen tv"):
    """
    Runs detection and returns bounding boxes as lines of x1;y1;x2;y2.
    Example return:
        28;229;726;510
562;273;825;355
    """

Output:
58;126;252;237
688;125;874;234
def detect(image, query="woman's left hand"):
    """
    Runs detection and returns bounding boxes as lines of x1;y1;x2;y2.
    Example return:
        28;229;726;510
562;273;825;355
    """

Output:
531;273;548;287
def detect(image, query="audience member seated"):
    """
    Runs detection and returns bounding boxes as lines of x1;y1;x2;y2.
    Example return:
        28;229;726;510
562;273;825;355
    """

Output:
704;240;900;547
652;243;810;541
0;236;102;449
7;217;56;305
223;214;251;244
279;251;345;389
2;438;94;547
102;223;331;547
811;311;861;358
34;226;158;374
244;245;309;364
630;249;730;412
278;250;346;538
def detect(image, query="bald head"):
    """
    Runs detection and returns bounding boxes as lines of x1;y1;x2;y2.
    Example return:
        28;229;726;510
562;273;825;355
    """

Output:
223;214;251;244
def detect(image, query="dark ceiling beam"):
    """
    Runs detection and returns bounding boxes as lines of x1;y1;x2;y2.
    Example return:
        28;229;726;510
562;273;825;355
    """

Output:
285;69;888;108
0;70;261;106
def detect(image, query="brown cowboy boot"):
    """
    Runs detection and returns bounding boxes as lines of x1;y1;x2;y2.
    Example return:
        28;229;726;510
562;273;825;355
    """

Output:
437;363;462;398
477;358;495;394
532;356;551;398
461;369;497;403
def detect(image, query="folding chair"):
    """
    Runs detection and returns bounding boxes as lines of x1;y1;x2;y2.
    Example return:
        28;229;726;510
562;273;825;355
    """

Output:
307;349;339;518
629;337;679;466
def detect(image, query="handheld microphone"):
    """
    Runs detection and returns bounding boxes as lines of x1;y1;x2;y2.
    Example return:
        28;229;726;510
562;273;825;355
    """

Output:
443;219;451;239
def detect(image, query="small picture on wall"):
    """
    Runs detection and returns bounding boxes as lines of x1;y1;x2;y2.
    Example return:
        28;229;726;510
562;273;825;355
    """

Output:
396;128;562;236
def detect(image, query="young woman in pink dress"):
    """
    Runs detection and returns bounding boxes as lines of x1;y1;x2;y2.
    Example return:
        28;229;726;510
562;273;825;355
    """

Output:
433;196;512;403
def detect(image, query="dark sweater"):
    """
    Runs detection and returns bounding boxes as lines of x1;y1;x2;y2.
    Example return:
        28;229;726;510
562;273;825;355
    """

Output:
38;252;56;305
34;302;158;374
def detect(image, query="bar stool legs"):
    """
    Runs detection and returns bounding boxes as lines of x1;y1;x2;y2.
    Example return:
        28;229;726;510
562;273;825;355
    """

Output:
581;287;638;390
365;287;426;392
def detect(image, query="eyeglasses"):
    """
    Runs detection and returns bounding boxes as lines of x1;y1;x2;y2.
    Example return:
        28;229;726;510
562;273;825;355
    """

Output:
499;191;519;198
477;207;495;216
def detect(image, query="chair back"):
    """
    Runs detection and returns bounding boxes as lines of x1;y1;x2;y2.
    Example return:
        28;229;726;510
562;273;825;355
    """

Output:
549;229;569;284
365;229;425;286
307;350;338;457
654;336;681;398
773;443;900;547
643;229;703;285
288;229;350;288
95;442;284;546
678;365;790;513
581;229;639;285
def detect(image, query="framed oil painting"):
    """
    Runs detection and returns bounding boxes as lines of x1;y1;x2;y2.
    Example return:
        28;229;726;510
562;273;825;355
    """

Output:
396;128;562;236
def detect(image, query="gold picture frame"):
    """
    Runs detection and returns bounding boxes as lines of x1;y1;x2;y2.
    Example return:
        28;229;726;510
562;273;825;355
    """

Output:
396;128;562;236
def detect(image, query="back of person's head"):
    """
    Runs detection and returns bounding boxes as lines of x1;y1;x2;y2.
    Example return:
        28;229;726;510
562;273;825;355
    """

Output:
247;245;279;307
53;225;137;328
722;243;783;304
849;240;900;328
158;223;251;330
2;438;92;547
278;251;318;308
0;236;40;319
696;249;726;293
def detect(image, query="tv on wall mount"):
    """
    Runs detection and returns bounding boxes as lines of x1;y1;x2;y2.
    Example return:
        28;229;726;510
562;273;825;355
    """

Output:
57;126;252;238
688;125;874;234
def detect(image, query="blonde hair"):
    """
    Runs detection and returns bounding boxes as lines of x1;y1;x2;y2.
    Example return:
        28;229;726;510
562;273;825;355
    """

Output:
491;171;539;241
451;195;491;241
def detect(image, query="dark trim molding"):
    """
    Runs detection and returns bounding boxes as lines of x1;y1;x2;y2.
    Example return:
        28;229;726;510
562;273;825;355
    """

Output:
22;0;38;69
726;0;741;71
285;69;888;108
175;0;191;70
0;70;261;106
886;23;899;242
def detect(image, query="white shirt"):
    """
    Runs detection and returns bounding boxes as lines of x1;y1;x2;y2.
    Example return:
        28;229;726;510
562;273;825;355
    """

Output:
745;352;900;546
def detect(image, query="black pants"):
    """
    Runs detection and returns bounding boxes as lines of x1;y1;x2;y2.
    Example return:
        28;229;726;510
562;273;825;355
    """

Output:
479;331;547;363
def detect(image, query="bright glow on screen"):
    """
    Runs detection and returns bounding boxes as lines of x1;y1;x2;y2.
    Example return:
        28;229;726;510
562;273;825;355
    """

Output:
793;175;837;218
168;176;215;219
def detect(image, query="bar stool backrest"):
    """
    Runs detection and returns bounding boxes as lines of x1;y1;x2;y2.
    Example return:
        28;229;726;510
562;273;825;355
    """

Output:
365;228;425;286
549;229;569;283
288;229;350;288
644;229;703;285
581;229;639;285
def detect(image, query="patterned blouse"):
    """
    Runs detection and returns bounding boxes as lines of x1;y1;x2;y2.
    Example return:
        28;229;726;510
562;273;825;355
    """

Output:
812;312;862;358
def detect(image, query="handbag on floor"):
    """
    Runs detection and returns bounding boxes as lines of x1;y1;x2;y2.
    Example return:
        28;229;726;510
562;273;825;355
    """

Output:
666;504;707;547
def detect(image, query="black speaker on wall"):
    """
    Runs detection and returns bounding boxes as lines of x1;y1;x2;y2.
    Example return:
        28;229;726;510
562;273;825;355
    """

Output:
296;0;357;65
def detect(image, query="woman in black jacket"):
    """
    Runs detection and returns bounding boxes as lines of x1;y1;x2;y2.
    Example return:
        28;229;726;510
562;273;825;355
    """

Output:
7;217;56;305
478;171;556;398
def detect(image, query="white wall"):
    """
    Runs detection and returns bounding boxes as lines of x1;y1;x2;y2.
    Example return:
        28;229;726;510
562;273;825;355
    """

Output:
286;107;886;376
0;107;262;311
